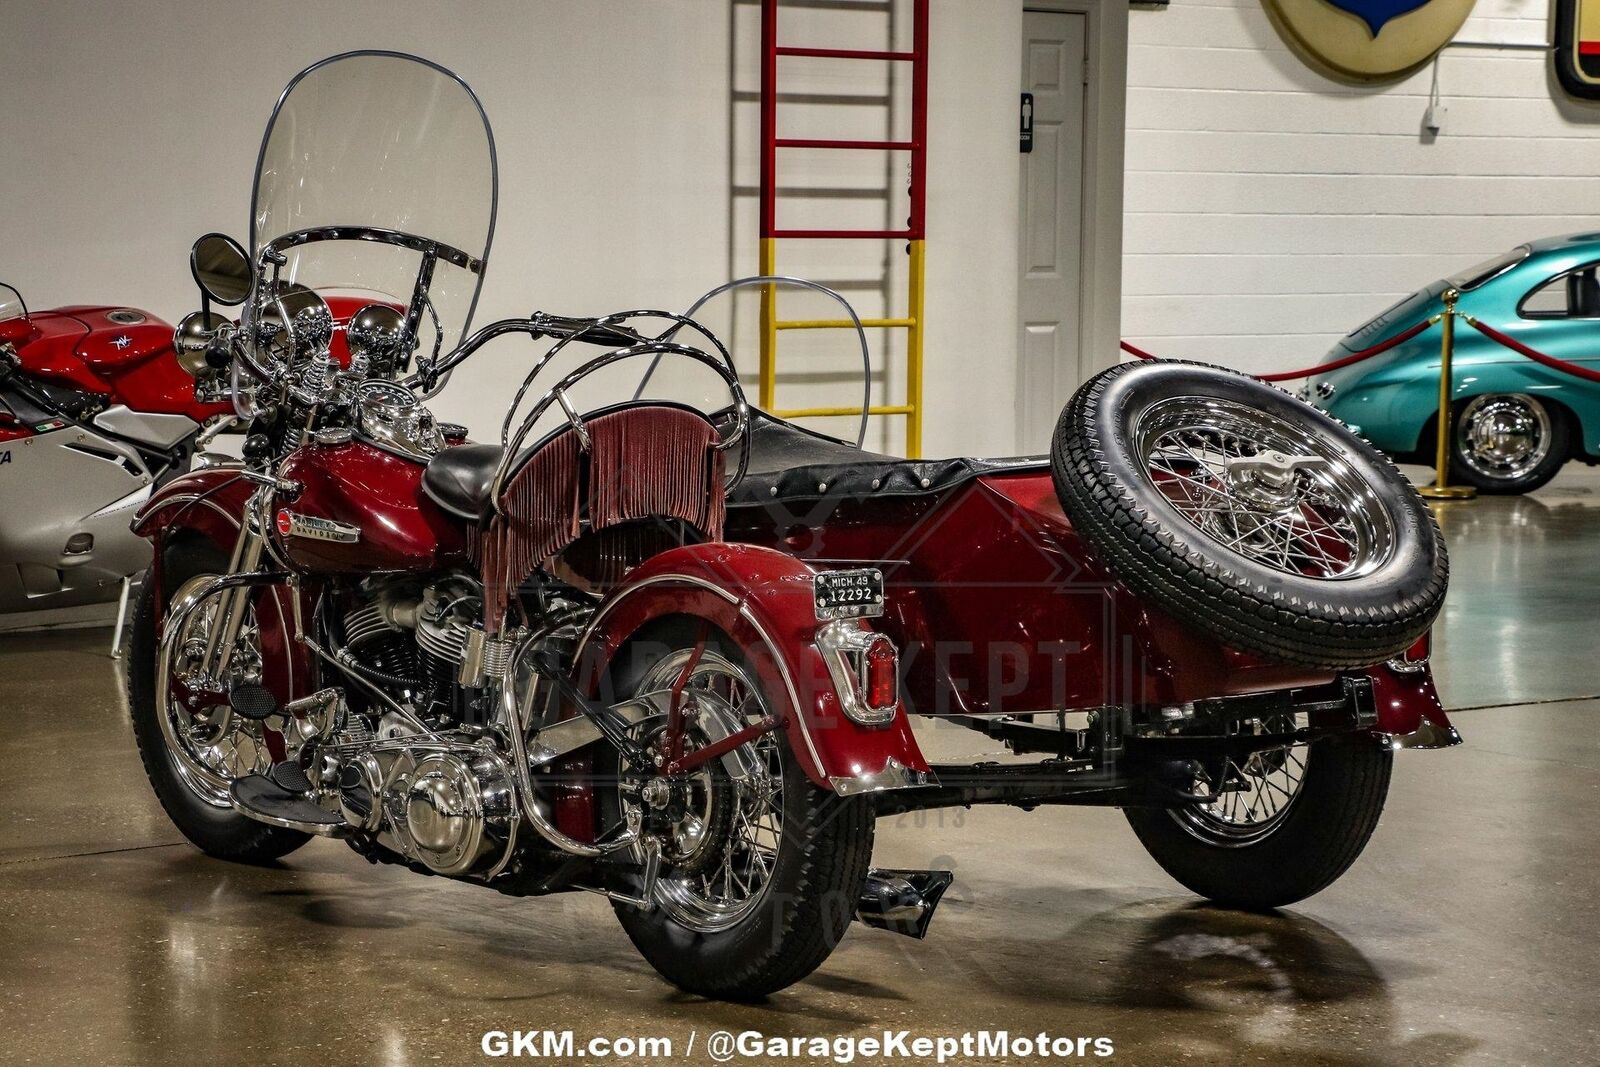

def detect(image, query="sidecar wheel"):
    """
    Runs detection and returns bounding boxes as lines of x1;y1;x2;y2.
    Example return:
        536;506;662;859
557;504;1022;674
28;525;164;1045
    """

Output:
1051;359;1447;668
601;626;875;1001
1125;732;1392;909
127;537;310;863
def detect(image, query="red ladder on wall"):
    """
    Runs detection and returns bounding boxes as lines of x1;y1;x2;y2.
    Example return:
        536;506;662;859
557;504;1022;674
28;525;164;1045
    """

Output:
758;0;929;456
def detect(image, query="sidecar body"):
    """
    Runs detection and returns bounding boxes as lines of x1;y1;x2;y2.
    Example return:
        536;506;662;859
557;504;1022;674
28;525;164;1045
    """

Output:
722;409;1454;809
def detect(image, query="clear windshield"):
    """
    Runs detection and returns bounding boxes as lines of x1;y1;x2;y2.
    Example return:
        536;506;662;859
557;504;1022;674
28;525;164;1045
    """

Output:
250;52;496;353
0;283;25;322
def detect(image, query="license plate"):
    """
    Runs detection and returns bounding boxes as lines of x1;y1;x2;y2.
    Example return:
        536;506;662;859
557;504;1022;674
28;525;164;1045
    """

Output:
813;568;885;620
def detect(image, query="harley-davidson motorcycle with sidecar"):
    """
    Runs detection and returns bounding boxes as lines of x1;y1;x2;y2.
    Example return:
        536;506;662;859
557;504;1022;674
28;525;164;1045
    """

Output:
129;51;1456;1001
0;280;236;619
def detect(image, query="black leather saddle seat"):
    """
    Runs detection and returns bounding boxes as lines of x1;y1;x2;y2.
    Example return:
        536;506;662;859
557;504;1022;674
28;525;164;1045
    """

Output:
722;408;1046;506
423;406;1047;520
423;442;504;520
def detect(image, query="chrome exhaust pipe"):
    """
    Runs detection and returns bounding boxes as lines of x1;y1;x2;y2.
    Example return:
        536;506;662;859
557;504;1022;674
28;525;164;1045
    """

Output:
855;868;954;939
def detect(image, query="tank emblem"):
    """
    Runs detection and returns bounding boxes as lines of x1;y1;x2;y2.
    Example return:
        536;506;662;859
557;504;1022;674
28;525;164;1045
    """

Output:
276;509;360;543
111;335;132;350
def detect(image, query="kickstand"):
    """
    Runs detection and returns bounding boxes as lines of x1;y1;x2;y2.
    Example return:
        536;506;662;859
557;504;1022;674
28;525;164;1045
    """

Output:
109;576;133;659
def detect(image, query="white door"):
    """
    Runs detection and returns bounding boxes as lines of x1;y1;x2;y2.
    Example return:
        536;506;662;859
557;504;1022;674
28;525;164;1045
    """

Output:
1017;9;1088;452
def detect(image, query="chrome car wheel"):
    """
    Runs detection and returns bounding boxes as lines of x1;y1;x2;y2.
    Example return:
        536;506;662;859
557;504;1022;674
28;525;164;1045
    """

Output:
1456;393;1552;482
1139;397;1396;580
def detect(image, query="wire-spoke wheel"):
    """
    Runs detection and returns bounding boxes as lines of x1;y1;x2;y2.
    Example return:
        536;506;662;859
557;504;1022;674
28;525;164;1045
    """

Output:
1174;715;1309;848
602;624;874;1001
127;538;309;862
1052;360;1447;667
623;649;786;933
1125;730;1392;910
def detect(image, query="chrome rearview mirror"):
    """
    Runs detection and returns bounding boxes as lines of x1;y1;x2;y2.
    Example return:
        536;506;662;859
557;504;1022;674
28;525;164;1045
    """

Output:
189;233;252;306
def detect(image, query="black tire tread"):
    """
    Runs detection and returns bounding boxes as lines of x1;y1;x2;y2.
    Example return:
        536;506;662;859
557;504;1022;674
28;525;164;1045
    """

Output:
1124;733;1393;909
1052;360;1448;668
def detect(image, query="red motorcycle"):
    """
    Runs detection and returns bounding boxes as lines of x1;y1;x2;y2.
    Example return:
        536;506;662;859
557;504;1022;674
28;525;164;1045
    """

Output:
0;282;232;618
131;51;1455;1001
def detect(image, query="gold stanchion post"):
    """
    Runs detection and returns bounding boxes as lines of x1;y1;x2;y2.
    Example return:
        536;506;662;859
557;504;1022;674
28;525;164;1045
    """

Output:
1418;286;1476;501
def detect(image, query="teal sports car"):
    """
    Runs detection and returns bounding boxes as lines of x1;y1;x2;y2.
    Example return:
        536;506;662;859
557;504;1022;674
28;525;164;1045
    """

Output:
1307;233;1600;493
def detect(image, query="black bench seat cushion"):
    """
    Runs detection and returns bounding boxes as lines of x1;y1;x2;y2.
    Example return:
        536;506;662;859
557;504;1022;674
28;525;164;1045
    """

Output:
723;408;1046;506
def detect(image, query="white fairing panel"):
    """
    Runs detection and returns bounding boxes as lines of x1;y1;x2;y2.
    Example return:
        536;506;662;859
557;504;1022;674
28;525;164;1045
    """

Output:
0;427;157;613
93;406;199;451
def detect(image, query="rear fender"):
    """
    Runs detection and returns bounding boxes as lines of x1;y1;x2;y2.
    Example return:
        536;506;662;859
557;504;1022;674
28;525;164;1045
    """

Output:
1366;660;1460;749
576;543;933;795
131;467;314;707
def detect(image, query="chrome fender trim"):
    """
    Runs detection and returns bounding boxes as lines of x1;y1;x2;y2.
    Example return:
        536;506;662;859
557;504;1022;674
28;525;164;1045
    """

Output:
1386;713;1463;751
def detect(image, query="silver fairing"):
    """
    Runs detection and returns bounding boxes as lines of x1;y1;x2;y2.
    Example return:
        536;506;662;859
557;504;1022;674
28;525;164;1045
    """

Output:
0;426;163;614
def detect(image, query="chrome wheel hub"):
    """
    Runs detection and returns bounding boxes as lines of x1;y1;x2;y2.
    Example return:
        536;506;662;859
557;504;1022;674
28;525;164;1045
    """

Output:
1175;715;1309;847
157;575;274;809
1458;394;1550;480
1139;397;1395;580
622;650;784;933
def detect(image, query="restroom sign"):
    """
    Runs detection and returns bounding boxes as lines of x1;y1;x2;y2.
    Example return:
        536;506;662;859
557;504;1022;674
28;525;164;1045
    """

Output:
1556;0;1600;99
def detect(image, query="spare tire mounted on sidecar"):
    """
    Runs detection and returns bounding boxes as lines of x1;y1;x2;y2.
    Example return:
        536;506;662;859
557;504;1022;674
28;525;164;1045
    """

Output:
1052;360;1447;668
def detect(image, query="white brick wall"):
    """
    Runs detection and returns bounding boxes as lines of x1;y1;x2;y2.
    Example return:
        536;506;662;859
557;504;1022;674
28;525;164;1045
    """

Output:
1122;0;1597;374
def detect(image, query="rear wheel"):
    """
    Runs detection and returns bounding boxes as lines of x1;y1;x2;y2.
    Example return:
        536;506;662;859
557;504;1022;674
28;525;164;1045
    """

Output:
1125;729;1392;909
602;627;874;1000
1448;392;1568;494
127;538;310;862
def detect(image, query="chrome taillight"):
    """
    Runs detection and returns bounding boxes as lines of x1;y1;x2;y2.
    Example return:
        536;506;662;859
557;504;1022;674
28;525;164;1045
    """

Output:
816;621;900;726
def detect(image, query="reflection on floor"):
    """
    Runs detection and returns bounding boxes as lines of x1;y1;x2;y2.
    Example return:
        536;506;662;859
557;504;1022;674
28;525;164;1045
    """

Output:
3;467;1599;1065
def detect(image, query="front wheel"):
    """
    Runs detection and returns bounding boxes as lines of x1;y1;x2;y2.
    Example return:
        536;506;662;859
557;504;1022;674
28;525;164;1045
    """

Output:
1448;393;1569;494
602;627;875;1000
1124;731;1392;910
127;538;310;862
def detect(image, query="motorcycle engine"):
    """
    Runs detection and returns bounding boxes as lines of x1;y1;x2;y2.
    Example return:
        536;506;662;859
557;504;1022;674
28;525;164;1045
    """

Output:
331;573;515;875
340;574;483;717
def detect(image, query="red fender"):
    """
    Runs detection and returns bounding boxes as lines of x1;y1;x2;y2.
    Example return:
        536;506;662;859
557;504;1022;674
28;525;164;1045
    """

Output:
131;468;315;708
576;543;933;795
1366;660;1458;748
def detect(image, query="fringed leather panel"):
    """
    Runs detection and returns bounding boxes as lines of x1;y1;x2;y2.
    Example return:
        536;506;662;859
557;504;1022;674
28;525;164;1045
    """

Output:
480;405;725;632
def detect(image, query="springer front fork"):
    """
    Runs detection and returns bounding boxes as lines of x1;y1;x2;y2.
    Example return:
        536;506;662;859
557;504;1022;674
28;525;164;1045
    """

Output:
187;486;274;691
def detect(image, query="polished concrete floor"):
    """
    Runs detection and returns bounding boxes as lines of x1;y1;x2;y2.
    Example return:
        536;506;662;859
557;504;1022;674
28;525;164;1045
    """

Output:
4;466;1600;1065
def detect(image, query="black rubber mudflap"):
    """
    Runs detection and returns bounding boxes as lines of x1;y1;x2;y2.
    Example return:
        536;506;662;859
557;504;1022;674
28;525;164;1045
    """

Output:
230;774;346;834
229;684;279;721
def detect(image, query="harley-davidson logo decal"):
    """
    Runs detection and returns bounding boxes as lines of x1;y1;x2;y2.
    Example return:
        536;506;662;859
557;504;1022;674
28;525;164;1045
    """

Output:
275;509;360;543
1264;0;1477;81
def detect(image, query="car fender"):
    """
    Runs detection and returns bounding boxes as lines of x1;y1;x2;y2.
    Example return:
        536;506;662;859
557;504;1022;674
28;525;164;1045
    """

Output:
1325;338;1595;456
575;542;934;795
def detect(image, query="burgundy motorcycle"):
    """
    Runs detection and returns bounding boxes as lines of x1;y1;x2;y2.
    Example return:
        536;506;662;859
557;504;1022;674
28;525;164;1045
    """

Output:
131;51;1455;1001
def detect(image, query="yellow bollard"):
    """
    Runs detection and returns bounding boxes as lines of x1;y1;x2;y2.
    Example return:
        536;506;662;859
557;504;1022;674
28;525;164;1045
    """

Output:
1418;287;1476;502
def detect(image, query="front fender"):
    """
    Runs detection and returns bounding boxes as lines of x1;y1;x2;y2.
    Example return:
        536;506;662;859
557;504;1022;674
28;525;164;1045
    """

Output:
132;466;254;545
576;543;933;795
131;466;315;708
